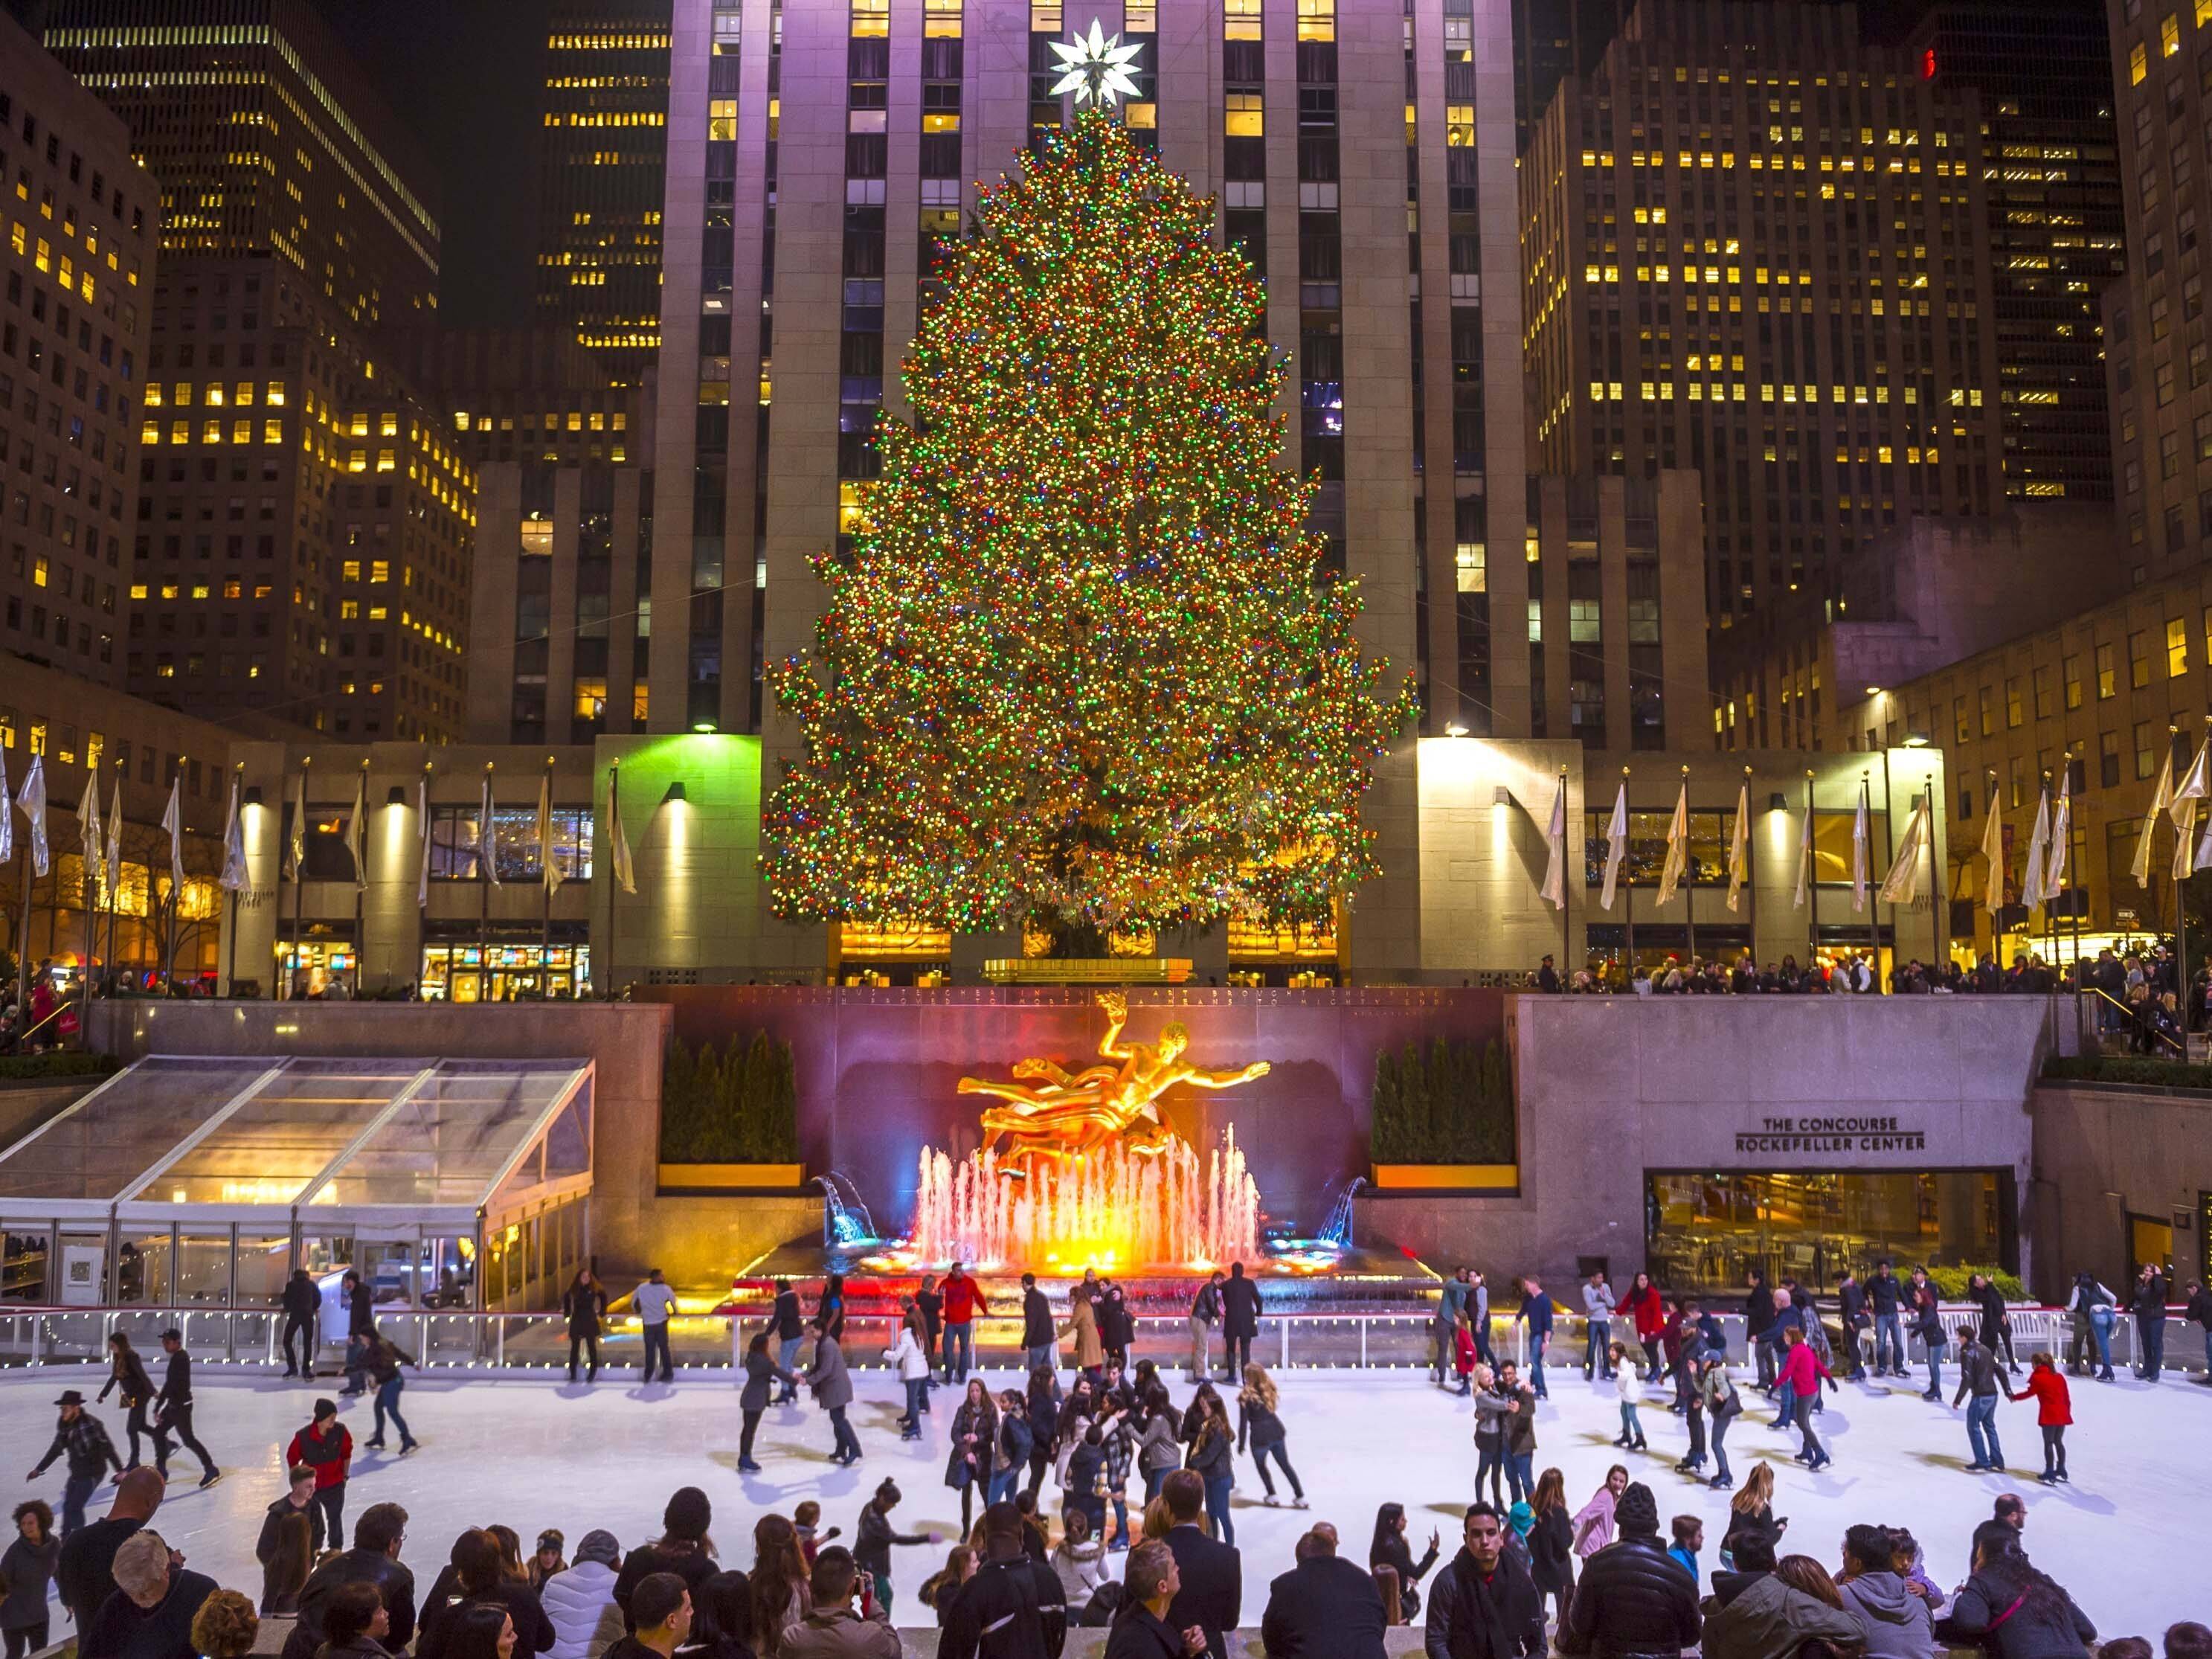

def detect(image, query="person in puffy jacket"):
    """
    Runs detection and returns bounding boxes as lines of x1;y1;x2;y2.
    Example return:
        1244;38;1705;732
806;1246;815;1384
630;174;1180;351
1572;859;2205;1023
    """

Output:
884;1315;930;1445
1556;1484;1699;1659
1836;1526;1935;1659
1697;1535;1864;1659
540;1531;623;1659
2007;1351;2072;1486
1935;1522;2094;1659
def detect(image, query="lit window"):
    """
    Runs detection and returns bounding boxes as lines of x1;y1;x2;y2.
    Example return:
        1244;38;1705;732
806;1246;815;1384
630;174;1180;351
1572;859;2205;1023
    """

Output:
708;98;737;141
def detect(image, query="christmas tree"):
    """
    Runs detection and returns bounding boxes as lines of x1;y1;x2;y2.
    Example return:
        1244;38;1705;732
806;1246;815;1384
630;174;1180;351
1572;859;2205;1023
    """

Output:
762;109;1415;940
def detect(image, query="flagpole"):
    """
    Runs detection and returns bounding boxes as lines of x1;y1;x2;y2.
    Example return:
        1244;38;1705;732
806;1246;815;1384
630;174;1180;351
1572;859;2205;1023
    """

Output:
1557;766;1571;974
2174;728;2190;1037
80;783;96;1032
418;761;433;998
13;838;27;1015
106;757;123;989
1928;771;1943;972
163;758;181;995
1742;767;1757;973
479;762;495;1002
1621;766;1635;978
541;756;556;995
287;757;309;1000
1805;769;1818;968
604;760;620;1001
225;764;241;995
353;760;369;999
1679;765;1696;963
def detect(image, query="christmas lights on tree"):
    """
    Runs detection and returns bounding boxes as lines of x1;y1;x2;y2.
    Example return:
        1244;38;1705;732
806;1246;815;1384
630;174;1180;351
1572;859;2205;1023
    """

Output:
762;109;1415;940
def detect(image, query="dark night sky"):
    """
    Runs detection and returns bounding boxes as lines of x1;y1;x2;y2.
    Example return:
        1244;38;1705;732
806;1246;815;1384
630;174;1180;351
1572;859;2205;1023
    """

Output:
315;0;544;328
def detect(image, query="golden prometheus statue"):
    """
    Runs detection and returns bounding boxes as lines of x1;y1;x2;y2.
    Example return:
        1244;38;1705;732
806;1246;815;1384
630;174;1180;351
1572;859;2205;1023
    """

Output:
957;989;1272;1181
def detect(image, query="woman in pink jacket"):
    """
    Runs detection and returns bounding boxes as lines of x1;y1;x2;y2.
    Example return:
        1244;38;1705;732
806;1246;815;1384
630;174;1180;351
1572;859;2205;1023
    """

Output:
1569;1463;1629;1559
1778;1326;1835;1472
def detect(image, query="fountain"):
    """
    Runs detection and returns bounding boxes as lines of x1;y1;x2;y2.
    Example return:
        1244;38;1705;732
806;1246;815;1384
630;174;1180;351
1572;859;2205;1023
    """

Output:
1317;1175;1366;1251
908;1126;1259;1271
814;1172;880;1250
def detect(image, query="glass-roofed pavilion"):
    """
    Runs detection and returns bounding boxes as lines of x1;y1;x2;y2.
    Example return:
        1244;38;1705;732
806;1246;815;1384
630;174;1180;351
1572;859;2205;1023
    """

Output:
0;1056;593;1360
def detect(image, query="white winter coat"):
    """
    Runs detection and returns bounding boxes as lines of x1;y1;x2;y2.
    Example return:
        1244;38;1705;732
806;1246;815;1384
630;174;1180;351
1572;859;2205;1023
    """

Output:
886;1327;930;1381
541;1561;623;1659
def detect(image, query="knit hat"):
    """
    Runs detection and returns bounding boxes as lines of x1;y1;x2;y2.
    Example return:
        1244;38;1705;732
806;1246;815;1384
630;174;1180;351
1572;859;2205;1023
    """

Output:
664;1486;713;1541
1615;1483;1659;1537
1508;1503;1534;1538
574;1530;621;1567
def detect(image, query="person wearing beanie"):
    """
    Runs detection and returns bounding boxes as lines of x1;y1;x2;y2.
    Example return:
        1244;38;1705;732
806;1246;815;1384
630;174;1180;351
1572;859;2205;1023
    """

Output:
1504;1504;1537;1579
544;1533;624;1659
1556;1484;1700;1659
614;1492;717;1629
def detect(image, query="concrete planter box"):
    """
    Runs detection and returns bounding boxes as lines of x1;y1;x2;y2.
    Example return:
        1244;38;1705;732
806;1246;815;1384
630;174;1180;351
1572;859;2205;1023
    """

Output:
657;1161;806;1192
1370;1162;1519;1192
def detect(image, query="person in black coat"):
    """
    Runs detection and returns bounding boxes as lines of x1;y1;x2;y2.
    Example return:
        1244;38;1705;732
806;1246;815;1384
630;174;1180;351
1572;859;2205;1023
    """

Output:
97;1335;159;1472
938;1502;1067;1659
1743;1273;1778;1390
1105;1543;1196;1659
1218;1264;1263;1380
342;1275;376;1396
1368;1504;1439;1620
1554;1485;1698;1659
1423;1504;1545;1659
1935;1521;2095;1659
1020;1274;1057;1372
562;1271;608;1384
1098;1281;1134;1370
1160;1472;1238;1659
151;1332;217;1487
280;1270;322;1380
279;1502;416;1659
414;1529;555;1659
1262;1527;1386;1659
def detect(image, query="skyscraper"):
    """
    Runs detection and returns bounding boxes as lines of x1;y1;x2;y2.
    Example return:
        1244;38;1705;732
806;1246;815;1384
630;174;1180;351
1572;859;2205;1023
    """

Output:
2103;0;2212;583
46;0;475;741
0;5;158;688
536;0;670;386
1522;0;2007;633
1909;1;2125;502
45;0;440;333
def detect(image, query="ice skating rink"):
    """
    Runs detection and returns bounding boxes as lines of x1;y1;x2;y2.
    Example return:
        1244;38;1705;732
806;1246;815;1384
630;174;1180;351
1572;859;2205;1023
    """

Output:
4;1358;2202;1634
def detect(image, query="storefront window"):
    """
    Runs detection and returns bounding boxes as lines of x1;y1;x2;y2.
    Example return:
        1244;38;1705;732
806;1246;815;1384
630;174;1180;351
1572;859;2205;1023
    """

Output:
177;1233;232;1305
118;1231;170;1305
274;939;356;998
2;1224;53;1303
422;943;591;1003
1646;1169;2009;1293
236;1234;294;1308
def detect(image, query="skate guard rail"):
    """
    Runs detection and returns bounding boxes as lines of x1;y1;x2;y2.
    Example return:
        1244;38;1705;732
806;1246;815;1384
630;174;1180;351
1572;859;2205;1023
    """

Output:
0;1301;2196;1374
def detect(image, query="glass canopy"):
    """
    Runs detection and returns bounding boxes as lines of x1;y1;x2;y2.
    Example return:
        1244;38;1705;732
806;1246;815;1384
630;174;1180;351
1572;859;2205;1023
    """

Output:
0;1055;594;1233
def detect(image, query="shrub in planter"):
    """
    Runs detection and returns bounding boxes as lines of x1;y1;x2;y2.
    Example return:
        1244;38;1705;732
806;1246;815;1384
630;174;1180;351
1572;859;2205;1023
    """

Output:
1371;1037;1514;1164
660;1032;800;1163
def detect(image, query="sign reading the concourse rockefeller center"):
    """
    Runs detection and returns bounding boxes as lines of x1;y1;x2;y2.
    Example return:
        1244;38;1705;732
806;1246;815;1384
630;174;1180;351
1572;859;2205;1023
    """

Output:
1734;1116;1927;1155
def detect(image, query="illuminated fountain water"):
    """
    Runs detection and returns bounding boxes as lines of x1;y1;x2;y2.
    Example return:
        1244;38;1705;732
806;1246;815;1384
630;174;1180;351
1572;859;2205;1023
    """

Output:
908;1126;1258;1272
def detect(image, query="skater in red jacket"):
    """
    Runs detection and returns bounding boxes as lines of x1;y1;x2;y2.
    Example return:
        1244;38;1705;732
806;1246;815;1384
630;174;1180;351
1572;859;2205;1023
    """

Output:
2007;1350;2073;1486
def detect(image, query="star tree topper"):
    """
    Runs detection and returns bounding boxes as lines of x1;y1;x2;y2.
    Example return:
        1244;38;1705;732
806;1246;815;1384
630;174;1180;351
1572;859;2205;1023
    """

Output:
1049;19;1144;106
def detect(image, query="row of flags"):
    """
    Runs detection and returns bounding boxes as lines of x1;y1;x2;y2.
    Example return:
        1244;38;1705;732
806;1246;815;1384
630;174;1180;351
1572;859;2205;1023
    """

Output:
0;759;643;915
1535;774;1936;917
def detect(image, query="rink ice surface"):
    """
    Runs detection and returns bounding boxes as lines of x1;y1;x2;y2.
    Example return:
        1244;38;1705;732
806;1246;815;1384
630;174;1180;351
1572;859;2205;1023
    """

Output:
4;1360;2205;1635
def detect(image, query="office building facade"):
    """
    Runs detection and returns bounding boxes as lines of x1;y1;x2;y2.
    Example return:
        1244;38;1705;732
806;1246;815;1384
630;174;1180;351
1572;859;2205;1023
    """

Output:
538;0;671;385
1522;0;2007;635
1909;1;2125;504
0;7;158;687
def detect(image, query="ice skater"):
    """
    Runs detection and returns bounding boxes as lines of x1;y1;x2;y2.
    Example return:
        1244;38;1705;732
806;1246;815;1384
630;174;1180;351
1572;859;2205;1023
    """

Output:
1952;1332;2009;1473
280;1268;321;1381
1608;1344;1647;1450
2007;1350;2072;1486
152;1329;220;1487
361;1331;419;1455
1235;1364;1305;1508
1777;1326;1833;1472
739;1329;797;1471
23;1390;123;1537
97;1334;159;1472
802;1316;861;1466
562;1269;608;1384
885;1311;930;1444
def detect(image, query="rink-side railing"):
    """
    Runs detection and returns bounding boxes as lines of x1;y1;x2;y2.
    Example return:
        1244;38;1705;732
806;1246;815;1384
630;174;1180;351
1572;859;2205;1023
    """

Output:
0;1303;2202;1376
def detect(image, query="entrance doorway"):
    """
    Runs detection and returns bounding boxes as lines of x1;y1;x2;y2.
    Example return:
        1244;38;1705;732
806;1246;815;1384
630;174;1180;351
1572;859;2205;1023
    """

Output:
2129;1211;2175;1284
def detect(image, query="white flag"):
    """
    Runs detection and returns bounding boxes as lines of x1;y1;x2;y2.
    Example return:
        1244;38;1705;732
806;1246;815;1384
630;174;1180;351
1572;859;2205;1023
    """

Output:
219;776;248;893
1878;793;1931;905
0;752;12;865
160;774;184;902
1726;780;1749;913
608;765;637;896
2132;745;2174;885
478;773;501;887
2045;763;2071;905
19;754;48;877
77;768;100;905
347;768;369;894
1850;786;1870;914
1655;778;1690;907
2020;785;2051;914
286;768;308;882
1793;789;1813;911
104;779;122;899
1598;781;1628;911
537;773;566;897
1979;775;2005;917
416;776;432;909
1538;774;1566;911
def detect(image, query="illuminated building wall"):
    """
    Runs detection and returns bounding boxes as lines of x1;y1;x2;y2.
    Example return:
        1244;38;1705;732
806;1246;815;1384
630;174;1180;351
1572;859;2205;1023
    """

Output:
43;0;440;333
1909;2;2125;504
1520;0;2007;637
2103;0;2212;583
0;7;159;688
537;0;670;386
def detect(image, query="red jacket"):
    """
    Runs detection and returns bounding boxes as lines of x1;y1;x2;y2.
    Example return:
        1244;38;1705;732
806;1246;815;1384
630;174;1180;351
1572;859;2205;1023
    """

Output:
942;1274;988;1323
286;1420;352;1489
1453;1324;1477;1378
1777;1341;1831;1396
1620;1284;1666;1341
2010;1365;2072;1426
